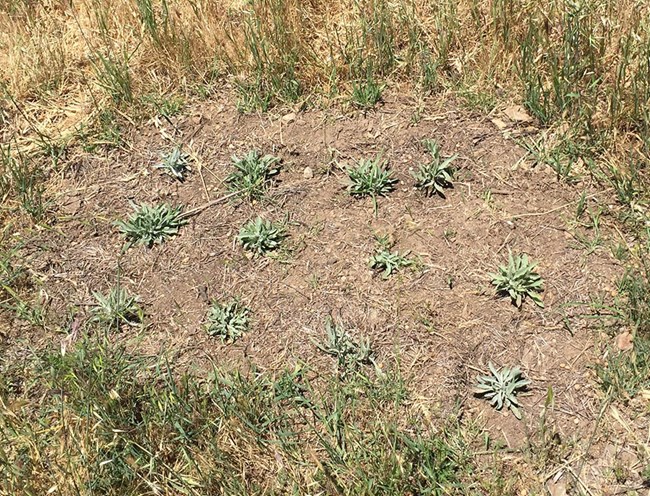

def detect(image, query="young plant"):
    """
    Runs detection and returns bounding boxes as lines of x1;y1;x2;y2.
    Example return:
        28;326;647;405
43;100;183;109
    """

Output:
474;363;530;420
91;286;143;328
238;217;286;255
206;299;250;343
347;156;397;214
155;146;190;181
490;252;544;307
116;203;187;248
351;74;384;109
315;318;374;377
369;235;413;278
226;150;281;200
412;140;457;197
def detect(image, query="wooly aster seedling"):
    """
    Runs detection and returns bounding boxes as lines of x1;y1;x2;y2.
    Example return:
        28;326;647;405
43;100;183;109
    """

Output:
347;156;397;214
238;217;286;255
206;299;250;342
490;252;544;307
412;139;457;197
226;150;281;201
155;146;190;181
474;363;530;420
91;286;143;329
369;235;414;278
116;203;187;248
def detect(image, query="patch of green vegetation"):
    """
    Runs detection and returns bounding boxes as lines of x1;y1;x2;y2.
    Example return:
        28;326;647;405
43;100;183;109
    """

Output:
0;336;482;495
226;150;280;201
474;363;531;420
351;70;384;109
91;285;143;329
490;252;544;308
116;203;187;248
141;93;185;117
206;298;250;342
238;217;286;256
347;155;396;214
314;318;374;378
154;145;190;181
1;145;47;221
369;235;413;278
412;139;457;197
597;336;650;402
596;262;650;401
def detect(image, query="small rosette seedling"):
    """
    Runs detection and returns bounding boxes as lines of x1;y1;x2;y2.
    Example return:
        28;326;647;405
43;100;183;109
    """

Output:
474;363;531;420
490;252;544;307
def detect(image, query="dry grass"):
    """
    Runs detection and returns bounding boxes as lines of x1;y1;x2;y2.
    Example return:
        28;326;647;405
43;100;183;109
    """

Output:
2;0;650;161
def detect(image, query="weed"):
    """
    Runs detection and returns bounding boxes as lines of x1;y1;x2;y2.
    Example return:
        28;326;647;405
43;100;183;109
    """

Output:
597;336;650;401
369;235;413;278
2;145;46;221
412;139;457;197
315;318;374;377
116;203;187;248
206;299;250;342
347;156;396;214
351;70;384;109
141;93;185;117
92;49;134;104
474;363;531;419
238;217;286;256
226;150;280;201
154;146;190;181
490;251;544;308
91;285;143;329
0;336;474;494
617;267;650;335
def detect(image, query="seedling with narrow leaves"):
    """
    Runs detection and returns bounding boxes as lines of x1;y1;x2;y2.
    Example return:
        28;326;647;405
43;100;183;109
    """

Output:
116;203;187;248
347;156;397;214
474;363;530;419
226;150;280;200
314;318;374;377
369;235;413;278
206;299;250;343
238;217;286;255
412;140;457;197
91;286;143;329
490;252;544;307
155;146;190;181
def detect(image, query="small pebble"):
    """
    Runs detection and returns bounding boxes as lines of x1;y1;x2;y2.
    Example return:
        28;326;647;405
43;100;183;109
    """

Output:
303;167;314;179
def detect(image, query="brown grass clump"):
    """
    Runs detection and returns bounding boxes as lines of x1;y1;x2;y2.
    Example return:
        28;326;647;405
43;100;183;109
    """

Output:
1;0;649;159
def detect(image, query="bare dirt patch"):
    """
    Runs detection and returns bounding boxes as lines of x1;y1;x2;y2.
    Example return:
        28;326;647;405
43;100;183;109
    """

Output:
7;93;627;491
